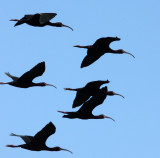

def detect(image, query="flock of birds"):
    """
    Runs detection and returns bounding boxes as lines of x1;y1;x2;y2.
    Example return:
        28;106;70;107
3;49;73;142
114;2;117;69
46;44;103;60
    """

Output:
4;13;134;153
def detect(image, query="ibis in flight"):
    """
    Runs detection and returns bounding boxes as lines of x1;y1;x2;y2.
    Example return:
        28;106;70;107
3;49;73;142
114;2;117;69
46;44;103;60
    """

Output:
58;86;124;120
6;122;72;153
74;37;135;68
0;62;56;88
64;80;110;108
10;13;73;31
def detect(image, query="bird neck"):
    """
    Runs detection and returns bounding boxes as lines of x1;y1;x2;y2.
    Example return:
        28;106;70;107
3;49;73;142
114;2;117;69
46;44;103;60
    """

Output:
31;82;45;87
109;49;123;54
74;45;92;49
47;22;61;27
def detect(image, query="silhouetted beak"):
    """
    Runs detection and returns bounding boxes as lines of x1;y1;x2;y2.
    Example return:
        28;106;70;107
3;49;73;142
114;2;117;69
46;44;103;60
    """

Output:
45;83;57;88
113;92;125;98
62;24;73;31
60;148;73;154
104;116;115;122
123;50;135;58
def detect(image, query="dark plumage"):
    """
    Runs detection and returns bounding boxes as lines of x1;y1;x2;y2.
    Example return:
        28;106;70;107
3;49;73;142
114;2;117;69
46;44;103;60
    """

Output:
64;80;110;108
10;13;73;31
58;86;124;120
74;37;135;68
6;122;72;153
0;62;56;88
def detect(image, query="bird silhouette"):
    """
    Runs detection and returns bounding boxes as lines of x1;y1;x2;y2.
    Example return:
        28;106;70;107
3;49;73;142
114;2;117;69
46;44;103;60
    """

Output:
74;37;135;68
6;122;72;153
0;62;56;88
64;80;110;108
10;13;73;31
58;86;124;120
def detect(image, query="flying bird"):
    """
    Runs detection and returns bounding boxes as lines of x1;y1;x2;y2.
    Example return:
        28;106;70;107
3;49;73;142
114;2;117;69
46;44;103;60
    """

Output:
0;62;56;88
74;37;135;68
58;86;124;120
10;13;73;31
6;122;72;153
64;80;110;108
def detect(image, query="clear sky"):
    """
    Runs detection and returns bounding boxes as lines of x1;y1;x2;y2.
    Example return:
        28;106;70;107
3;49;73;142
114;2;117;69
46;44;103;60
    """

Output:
1;0;160;158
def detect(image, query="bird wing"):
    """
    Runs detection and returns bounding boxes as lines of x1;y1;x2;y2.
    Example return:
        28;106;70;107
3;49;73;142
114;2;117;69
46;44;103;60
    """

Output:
14;14;35;26
17;62;45;84
30;122;56;146
10;133;33;144
5;72;19;81
39;13;57;24
93;37;119;48
72;91;91;108
81;49;105;68
21;136;34;144
78;88;107;115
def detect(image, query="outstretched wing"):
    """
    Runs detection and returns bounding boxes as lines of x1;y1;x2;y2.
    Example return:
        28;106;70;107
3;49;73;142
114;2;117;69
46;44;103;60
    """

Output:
17;62;45;84
78;87;107;115
10;133;33;144
30;122;56;146
5;72;19;81
14;14;35;27
81;49;105;68
93;37;120;49
39;13;57;24
72;92;91;108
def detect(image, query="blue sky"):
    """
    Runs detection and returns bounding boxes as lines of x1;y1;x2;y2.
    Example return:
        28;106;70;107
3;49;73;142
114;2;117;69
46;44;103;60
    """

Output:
1;0;160;158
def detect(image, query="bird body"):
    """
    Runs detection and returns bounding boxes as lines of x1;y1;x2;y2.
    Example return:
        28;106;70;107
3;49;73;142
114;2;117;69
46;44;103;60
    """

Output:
59;86;124;120
0;62;56;88
10;13;73;30
59;87;115;121
65;80;110;108
6;122;72;153
74;37;135;68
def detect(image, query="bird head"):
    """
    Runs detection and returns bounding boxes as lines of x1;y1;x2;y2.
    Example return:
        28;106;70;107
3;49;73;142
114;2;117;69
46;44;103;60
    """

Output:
52;146;73;153
55;22;73;31
107;91;125;98
98;115;115;121
116;49;135;58
38;82;57;88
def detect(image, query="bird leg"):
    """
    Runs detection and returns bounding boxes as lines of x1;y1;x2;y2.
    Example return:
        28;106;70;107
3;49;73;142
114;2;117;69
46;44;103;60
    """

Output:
74;45;92;49
6;145;21;148
64;88;76;91
0;82;8;85
57;111;69;114
10;19;21;21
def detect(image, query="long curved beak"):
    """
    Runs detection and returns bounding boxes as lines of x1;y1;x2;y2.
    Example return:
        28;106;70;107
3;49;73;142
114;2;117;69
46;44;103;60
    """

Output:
60;148;73;154
123;50;135;58
105;116;115;122
45;83;57;88
113;92;125;98
62;24;73;31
